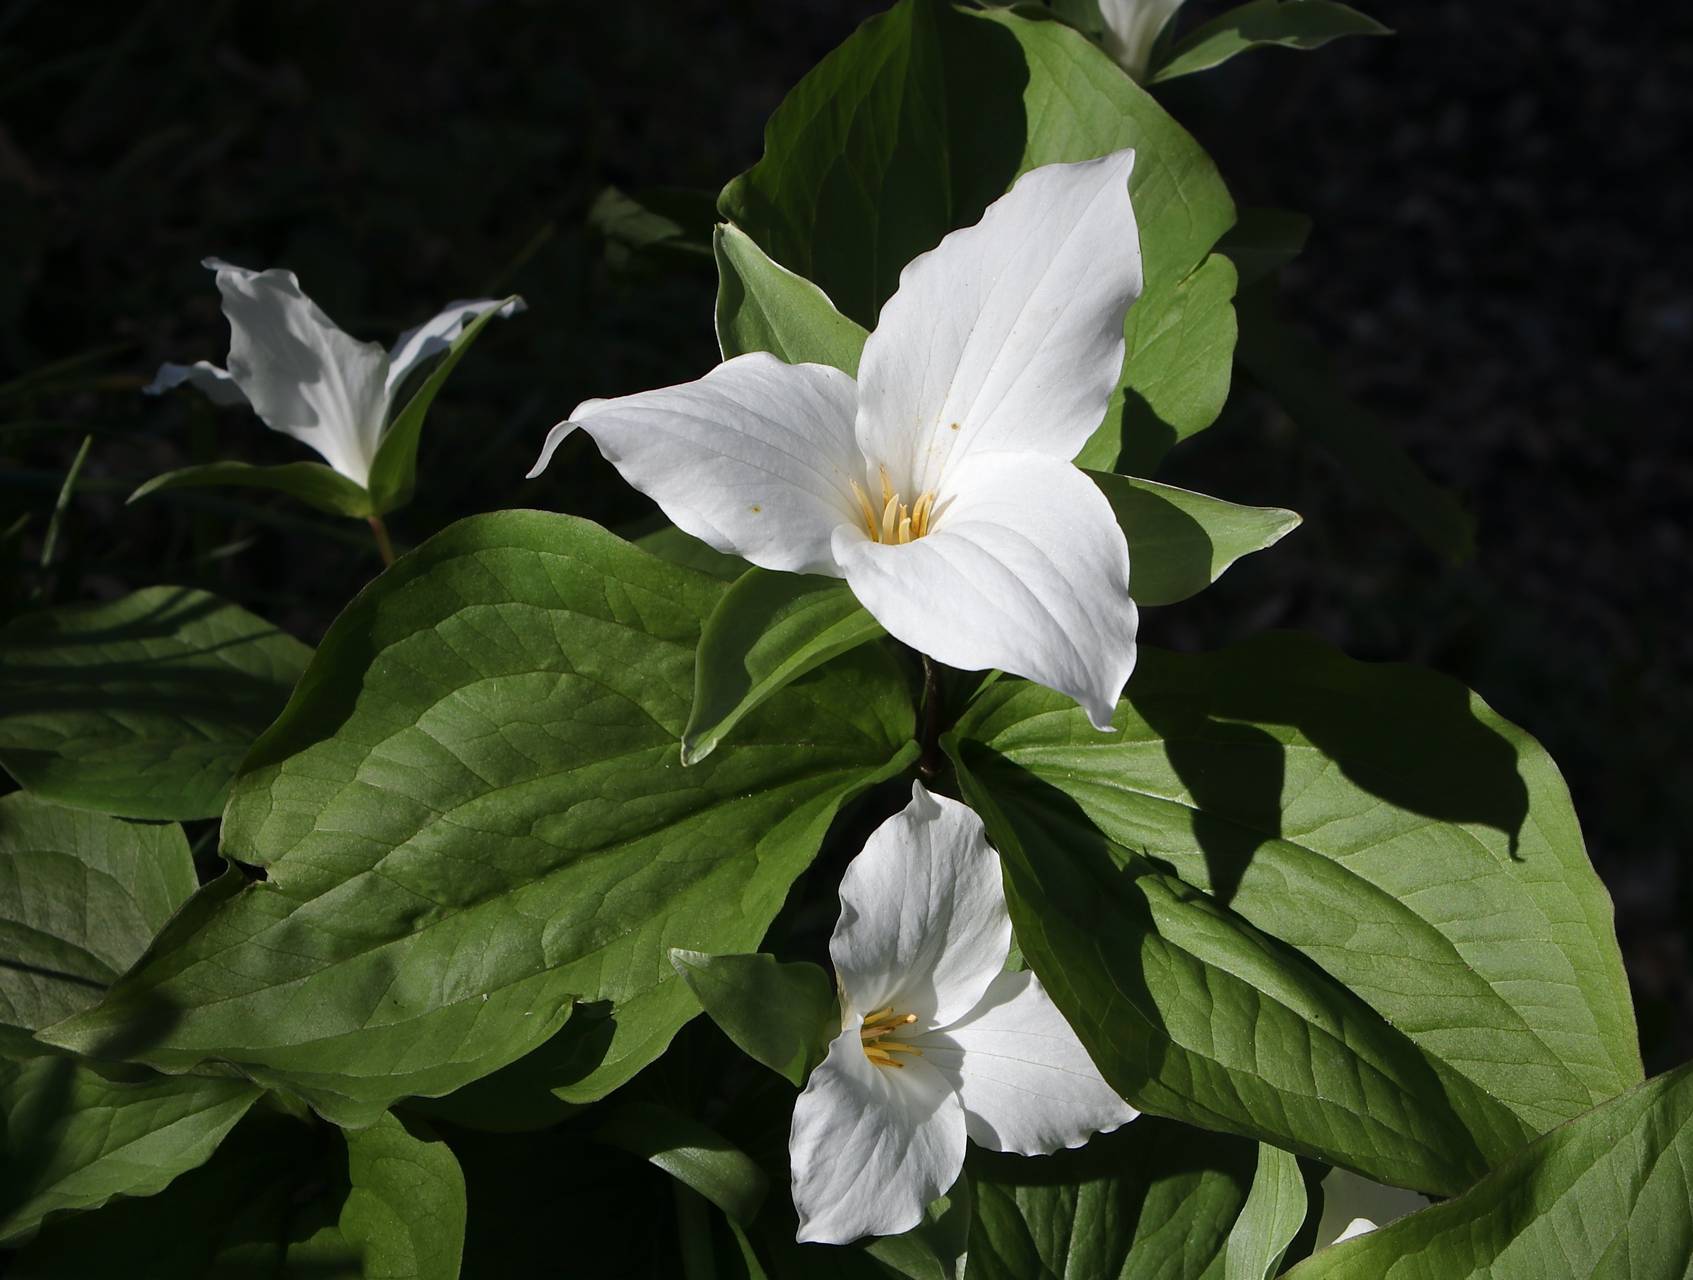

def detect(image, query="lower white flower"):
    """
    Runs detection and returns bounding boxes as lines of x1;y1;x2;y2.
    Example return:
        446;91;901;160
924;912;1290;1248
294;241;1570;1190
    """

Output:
789;783;1136;1244
148;258;523;488
1313;1166;1431;1250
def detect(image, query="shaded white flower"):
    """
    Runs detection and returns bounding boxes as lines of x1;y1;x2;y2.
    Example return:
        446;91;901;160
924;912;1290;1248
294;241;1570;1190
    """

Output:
531;152;1144;728
1313;1166;1431;1250
1098;0;1187;82
148;258;523;488
789;783;1135;1244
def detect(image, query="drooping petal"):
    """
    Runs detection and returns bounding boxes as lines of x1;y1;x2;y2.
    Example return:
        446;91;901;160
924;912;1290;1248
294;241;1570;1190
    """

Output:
385;296;526;399
206;258;391;486
854;150;1141;496
528;352;863;576
914;969;1137;1156
1098;0;1188;82
830;784;1013;1029
833;453;1136;729
144;360;251;408
1313;1167;1430;1251
790;1019;967;1244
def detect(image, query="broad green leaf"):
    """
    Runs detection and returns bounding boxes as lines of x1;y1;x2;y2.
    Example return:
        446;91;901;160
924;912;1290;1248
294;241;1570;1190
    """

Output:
0;1056;259;1244
10;1109;464;1278
44;514;915;1122
721;0;1237;466
365;297;519;515
1083;252;1240;475
683;568;886;764
0;793;196;1035
1236;286;1475;563
954;755;1529;1194
630;517;749;582
128;459;376;519
669;949;835;1086
715;224;869;374
0;586;313;820
865;1178;971;1280
596;1100;770;1225
1286;1062;1693;1278
1216;207;1312;288
1087;470;1300;606
1151;0;1391;83
952;633;1641;1140
1222;1144;1307;1280
967;1117;1260;1280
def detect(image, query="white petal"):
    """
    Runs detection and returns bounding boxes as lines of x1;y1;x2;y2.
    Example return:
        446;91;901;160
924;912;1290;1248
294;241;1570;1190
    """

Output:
205;257;390;486
854;150;1141;497
385;296;525;399
830;783;1012;1029
833;453;1137;729
1098;0;1187;81
1313;1168;1430;1252
144;360;251;408
528;353;863;576
790;1021;967;1245
914;969;1137;1156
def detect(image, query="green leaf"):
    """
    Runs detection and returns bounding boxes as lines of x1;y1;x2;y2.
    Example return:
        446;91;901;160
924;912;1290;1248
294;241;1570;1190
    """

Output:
1236;286;1475;563
721;0;1238;469
715;224;869;374
683;568;887;764
865;1178;972;1280
1285;1062;1693;1278
951;633;1641;1146
365;296;520;515
0;586;313;820
629;518;749;582
9;1109;465;1278
0;793;196;1036
1216;206;1313;288
1087;470;1300;606
590;184;718;269
43;514;915;1122
1152;0;1391;83
669;950;835;1086
1222;1143;1307;1280
0;1057;259;1244
128;459;376;519
596;1100;770;1225
1083;252;1240;475
967;1117;1262;1279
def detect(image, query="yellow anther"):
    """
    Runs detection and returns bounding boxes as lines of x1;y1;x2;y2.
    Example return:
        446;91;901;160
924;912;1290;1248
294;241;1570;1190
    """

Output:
852;471;940;545
879;464;895;508
859;1007;922;1069
880;493;900;543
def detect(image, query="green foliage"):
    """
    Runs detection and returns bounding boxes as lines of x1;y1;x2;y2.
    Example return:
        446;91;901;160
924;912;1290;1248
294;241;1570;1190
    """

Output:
1222;1144;1307;1280
0;793;196;1037
715;224;869;374
128;459;377;519
1286;1063;1693;1278
670;950;837;1086
0;586;313;819
684;569;887;763
596;1100;771;1224
0;1057;259;1244
43;513;915;1124
1152;0;1391;84
1088;471;1301;606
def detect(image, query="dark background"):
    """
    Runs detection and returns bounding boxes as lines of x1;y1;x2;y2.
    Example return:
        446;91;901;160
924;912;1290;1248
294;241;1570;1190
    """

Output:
1;0;1687;1070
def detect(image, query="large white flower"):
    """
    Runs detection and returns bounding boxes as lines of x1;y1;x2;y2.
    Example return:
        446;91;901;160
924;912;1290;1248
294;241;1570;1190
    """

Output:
530;152;1144;729
1312;1166;1431;1250
148;258;523;488
789;783;1135;1244
1098;0;1187;82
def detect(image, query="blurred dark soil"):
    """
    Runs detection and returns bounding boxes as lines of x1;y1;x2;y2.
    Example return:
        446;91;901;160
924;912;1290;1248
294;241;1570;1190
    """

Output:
1;1;1687;1069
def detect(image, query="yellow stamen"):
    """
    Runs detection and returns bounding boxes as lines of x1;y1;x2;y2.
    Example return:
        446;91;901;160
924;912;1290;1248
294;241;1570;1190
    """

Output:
880;493;900;543
879;464;895;508
850;480;879;540
859;1007;922;1069
853;468;939;545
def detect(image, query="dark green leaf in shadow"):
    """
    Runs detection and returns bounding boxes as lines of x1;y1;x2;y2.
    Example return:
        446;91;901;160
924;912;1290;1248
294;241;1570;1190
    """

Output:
128;460;376;519
1217;206;1313;288
669;949;835;1086
0;586;313;820
596;1100;770;1225
591;184;719;270
684;568;887;764
1152;0;1391;83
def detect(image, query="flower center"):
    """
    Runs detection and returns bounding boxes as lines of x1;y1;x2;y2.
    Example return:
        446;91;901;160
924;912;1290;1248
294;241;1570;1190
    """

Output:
851;465;938;546
859;1005;923;1069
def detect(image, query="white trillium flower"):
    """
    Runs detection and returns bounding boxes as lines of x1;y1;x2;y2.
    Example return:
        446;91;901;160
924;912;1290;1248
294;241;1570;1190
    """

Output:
148;258;524;488
530;151;1144;728
1097;0;1187;82
789;783;1136;1244
1313;1166;1431;1250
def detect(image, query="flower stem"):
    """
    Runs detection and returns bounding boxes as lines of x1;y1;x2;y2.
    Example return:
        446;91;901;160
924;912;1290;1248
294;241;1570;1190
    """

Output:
672;1182;716;1280
919;654;942;779
366;515;396;568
